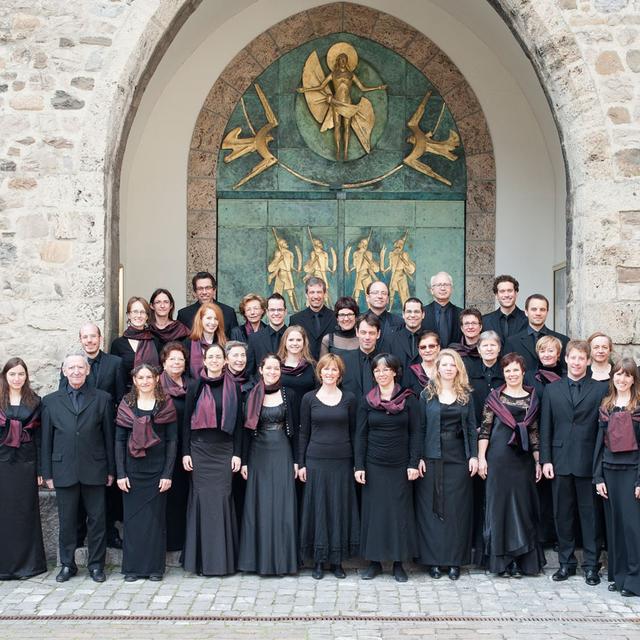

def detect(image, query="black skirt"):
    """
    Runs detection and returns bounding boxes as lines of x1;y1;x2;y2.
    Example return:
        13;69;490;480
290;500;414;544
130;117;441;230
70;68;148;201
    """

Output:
238;429;298;575
0;441;46;579
300;457;360;564
183;431;237;576
360;461;417;562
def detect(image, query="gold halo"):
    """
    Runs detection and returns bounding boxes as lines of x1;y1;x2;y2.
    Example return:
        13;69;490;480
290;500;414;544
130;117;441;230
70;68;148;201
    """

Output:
326;42;358;72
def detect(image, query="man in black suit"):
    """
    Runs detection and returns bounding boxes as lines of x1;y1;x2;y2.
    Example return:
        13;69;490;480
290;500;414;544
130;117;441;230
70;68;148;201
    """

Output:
365;280;403;344
176;271;238;337
503;293;569;372
381;297;424;375
42;354;115;583
246;293;288;376
482;275;528;343
341;312;381;398
540;340;607;585
421;271;462;347
289;277;335;360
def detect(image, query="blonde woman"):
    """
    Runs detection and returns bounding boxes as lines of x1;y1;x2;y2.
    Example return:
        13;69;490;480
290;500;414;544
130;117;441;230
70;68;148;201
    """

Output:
416;349;478;581
277;325;317;398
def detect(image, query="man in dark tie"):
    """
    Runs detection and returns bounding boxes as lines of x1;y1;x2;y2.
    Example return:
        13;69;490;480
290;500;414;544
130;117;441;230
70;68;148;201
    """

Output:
503;293;569;372
176;271;238;337
341;312;382;398
421;271;462;347
365;280;403;344
381;297;424;375
246;293;288;376
42;354;115;583
482;275;528;343
540;340;607;586
289;277;336;360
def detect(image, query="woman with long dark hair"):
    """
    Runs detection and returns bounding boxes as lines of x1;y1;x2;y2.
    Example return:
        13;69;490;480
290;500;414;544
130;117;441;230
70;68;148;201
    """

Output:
116;363;177;581
149;289;190;346
0;357;46;579
184;302;226;378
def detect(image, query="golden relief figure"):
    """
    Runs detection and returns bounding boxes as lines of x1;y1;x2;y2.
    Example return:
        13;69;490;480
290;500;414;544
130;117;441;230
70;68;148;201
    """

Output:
303;228;337;305
268;228;302;312
298;43;387;161
345;231;380;301
381;231;416;311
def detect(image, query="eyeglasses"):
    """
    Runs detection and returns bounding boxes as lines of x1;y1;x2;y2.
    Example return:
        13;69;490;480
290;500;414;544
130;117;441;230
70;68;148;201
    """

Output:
373;367;393;374
269;307;286;313
129;310;147;315
432;282;452;288
195;285;214;292
419;344;439;350
462;321;480;327
337;312;355;318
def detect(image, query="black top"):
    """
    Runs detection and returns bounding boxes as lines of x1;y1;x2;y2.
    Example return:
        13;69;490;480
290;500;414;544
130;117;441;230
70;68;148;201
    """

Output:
479;391;540;452
466;358;504;423
280;365;316;399
110;335;161;392
289;306;336;361
176;300;238;337
1;403;42;472
593;407;640;485
440;401;464;434
482;306;528;343
298;391;357;466
341;348;378;398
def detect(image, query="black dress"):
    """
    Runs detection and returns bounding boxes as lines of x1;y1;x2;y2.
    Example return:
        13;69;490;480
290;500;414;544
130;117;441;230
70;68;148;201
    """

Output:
298;391;360;564
355;394;420;562
238;400;298;575
0;404;46;579
110;335;161;392
116;405;177;578
481;392;545;574
415;402;474;566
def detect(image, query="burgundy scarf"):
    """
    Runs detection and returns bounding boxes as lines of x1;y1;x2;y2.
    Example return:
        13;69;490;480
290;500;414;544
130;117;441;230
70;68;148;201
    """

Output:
123;326;160;368
0;405;40;448
409;363;430;389
244;381;281;430
226;367;248;387
191;371;238;435
150;320;190;343
535;369;561;384
451;339;479;358
244;321;263;337
116;398;177;458
159;371;187;399
484;385;539;452
599;406;640;453
189;338;214;378
366;384;415;414
281;359;310;377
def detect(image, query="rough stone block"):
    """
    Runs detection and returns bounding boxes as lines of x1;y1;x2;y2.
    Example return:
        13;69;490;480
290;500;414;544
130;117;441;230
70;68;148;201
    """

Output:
607;106;630;124
219;48;263;99
627;49;640;71
188;208;216;239
617;266;640;283
202;79;240;118
244;31;279;71
615;148;640;176
9;94;43;110
187;178;215;210
51;90;85;110
71;76;95;90
188;150;216;178
404;37;439;70
466;241;494;275
188;238;216;274
595;50;624;74
424;52;465;95
269;12;314;55
457;112;493;155
343;3;378;37
307;4;343;36
371;13;419;52
39;240;71;263
8;177;37;189
466;180;496;213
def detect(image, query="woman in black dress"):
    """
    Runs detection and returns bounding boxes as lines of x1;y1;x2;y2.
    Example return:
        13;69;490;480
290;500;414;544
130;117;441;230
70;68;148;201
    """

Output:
229;293;266;343
403;330;440;395
184;302;226;378
319;297;360;358
0;357;46;579
111;296;161;392
182;343;242;576
478;352;545;577
277;325;316;397
416;349;478;580
238;355;299;576
158;341;190;552
594;358;640;597
355;353;420;582
299;354;359;579
149;288;190;347
116;364;177;581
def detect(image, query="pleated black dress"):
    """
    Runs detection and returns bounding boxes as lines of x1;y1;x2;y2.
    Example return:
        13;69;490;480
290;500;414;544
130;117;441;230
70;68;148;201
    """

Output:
298;391;360;564
415;402;474;567
481;392;545;575
238;402;298;575
116;407;177;578
0;404;46;579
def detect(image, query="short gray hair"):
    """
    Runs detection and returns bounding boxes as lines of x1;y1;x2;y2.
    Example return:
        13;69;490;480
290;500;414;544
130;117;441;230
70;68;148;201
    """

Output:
224;341;248;356
62;352;90;370
430;271;453;288
477;330;501;348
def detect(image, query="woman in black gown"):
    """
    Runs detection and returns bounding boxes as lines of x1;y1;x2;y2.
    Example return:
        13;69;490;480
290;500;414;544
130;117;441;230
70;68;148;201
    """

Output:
110;296;161;392
0;357;46;579
182;343;242;576
298;354;359;579
229;293;266;343
158;341;190;552
116;364;177;581
416;349;478;580
149;289;190;347
238;355;299;576
319;297;360;358
478;352;545;577
184;302;226;378
403;331;440;396
355;353;420;582
277;325;316;397
594;358;640;597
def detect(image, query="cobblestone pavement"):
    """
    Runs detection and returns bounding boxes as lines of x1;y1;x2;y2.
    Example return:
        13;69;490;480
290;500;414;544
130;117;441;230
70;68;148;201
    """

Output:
1;564;639;639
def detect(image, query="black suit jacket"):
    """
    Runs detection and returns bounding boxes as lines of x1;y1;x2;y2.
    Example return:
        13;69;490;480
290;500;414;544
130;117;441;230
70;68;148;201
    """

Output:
58;351;125;406
421;301;462;347
375;310;404;344
289;306;336;361
381;327;421;380
482;306;528;343
503;325;569;373
41;385;115;486
246;324;287;376
539;377;608;477
341;348;378;398
177;300;238;337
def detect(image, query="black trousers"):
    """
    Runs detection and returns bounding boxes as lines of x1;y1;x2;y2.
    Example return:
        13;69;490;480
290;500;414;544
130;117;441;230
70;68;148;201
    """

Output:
552;474;598;569
57;483;106;570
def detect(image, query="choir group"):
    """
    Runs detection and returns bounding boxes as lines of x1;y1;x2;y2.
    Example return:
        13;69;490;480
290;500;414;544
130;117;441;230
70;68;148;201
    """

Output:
1;270;639;598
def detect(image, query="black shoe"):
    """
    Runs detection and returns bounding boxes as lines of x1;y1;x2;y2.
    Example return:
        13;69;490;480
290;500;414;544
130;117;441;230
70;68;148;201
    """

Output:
497;571;509;578
393;562;408;583
331;564;346;579
89;568;106;583
584;569;601;586
124;574;138;582
621;588;638;597
107;532;123;550
149;574;162;582
448;566;460;581
509;561;523;579
608;582;618;592
361;561;382;580
552;566;576;582
311;563;324;580
55;566;77;583
429;566;442;579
